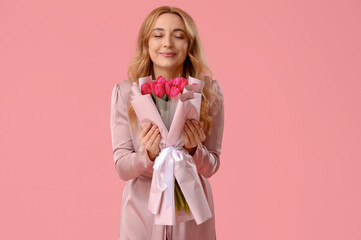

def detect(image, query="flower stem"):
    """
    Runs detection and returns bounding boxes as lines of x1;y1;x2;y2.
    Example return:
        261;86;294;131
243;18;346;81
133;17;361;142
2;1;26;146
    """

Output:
175;180;185;208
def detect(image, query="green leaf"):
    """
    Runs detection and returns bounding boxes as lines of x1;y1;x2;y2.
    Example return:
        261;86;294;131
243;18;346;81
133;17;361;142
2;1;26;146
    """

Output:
162;93;167;101
149;90;156;104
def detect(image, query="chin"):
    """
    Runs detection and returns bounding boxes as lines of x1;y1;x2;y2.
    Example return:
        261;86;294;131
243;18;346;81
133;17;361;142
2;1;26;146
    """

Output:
155;62;180;69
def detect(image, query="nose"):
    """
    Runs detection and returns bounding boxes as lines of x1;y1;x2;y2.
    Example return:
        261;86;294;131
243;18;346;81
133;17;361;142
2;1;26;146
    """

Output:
163;34;174;48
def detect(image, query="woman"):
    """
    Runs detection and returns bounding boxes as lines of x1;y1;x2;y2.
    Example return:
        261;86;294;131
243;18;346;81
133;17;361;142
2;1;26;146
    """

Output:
110;6;224;240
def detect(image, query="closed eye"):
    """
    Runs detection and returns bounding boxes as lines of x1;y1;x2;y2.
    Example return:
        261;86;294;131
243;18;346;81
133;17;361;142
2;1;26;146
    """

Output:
154;35;184;39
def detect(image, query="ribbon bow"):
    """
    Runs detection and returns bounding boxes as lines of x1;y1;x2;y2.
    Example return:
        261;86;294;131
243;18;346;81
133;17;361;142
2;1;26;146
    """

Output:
153;146;185;209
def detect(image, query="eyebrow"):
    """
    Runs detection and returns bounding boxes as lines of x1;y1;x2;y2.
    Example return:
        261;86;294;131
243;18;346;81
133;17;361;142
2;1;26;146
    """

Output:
152;28;185;32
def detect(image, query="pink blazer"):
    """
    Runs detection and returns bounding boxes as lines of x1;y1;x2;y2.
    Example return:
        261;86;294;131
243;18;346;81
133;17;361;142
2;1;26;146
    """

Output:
110;78;224;240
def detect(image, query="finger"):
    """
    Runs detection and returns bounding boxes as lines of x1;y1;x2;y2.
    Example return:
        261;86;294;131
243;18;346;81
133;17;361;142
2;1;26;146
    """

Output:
192;120;206;141
151;133;161;149
194;120;206;142
184;123;196;146
184;129;190;147
140;123;152;139
147;127;160;148
143;125;157;144
186;120;200;143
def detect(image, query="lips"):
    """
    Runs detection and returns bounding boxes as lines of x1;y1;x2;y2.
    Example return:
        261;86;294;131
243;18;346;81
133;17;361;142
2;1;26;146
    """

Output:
160;52;176;57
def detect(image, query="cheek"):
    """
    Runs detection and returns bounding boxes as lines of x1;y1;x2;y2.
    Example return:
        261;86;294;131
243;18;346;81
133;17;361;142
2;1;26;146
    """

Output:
148;42;153;52
179;44;188;59
182;43;188;55
148;42;158;60
148;40;158;53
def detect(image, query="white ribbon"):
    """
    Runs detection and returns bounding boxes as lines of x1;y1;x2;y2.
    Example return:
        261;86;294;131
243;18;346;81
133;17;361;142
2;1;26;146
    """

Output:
153;146;185;209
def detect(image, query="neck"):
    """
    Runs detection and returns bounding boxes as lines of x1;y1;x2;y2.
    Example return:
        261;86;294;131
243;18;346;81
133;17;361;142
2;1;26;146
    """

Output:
153;66;184;80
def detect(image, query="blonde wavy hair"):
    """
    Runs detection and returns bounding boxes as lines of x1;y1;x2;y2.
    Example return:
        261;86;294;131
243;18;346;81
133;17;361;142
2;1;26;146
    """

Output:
127;6;222;135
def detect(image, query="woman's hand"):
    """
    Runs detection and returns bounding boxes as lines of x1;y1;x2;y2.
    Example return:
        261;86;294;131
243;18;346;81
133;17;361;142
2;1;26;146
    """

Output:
184;119;206;156
139;123;161;161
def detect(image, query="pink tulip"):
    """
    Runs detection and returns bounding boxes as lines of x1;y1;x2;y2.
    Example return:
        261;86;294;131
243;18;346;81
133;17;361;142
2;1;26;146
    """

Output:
165;81;172;97
170;86;181;97
141;83;152;95
153;83;166;99
179;79;188;93
149;82;156;93
168;78;174;85
156;75;167;85
172;77;183;88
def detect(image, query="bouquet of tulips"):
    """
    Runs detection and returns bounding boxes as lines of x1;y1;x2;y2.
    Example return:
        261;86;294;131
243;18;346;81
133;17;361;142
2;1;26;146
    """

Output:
141;74;190;215
130;74;212;225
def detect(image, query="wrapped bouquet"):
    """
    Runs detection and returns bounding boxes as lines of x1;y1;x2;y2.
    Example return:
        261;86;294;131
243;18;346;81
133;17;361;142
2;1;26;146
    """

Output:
130;74;212;225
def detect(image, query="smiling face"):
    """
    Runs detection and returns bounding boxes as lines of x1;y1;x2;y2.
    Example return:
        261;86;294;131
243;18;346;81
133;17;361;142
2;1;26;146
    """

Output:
148;13;189;80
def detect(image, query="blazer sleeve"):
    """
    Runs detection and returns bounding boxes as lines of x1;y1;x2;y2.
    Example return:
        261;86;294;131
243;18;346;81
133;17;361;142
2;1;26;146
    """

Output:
191;79;225;178
110;83;154;181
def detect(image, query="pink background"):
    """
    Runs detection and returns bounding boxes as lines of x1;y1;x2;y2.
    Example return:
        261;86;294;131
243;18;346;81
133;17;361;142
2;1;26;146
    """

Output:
1;0;360;239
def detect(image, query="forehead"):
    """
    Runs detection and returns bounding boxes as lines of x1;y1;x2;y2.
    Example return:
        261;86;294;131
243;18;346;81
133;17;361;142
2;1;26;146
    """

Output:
152;13;185;31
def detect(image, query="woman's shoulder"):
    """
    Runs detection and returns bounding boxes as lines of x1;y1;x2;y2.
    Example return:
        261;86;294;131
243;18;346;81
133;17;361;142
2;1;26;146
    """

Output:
114;79;132;91
111;79;133;104
211;79;223;99
113;79;133;94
